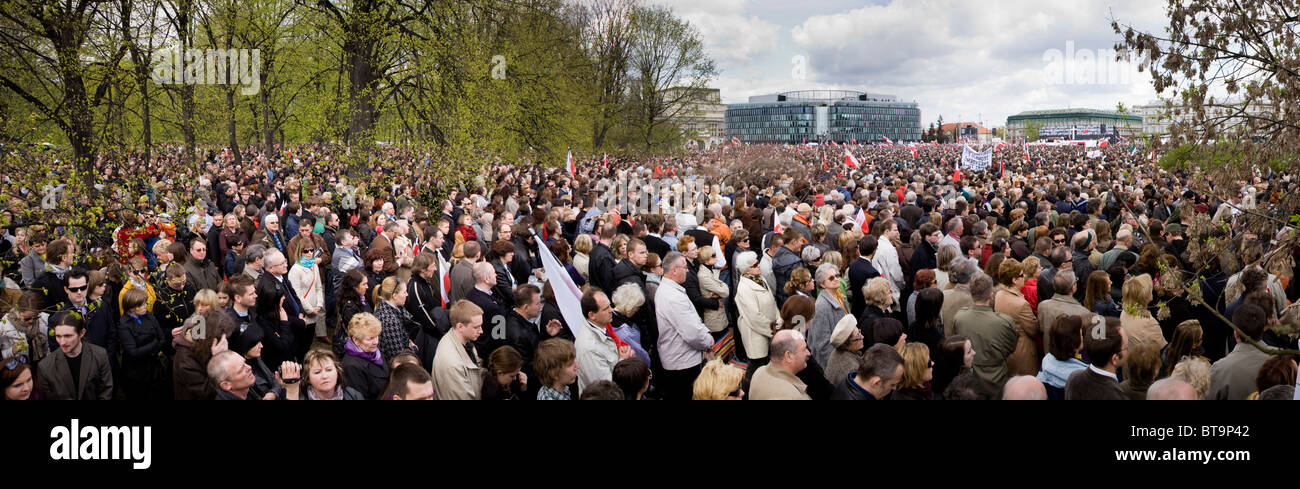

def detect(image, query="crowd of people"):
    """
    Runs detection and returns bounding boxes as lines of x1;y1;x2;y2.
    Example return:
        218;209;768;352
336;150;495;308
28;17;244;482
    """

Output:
1;139;1298;400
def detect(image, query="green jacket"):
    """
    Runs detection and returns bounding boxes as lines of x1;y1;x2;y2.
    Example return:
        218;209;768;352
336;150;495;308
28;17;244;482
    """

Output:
952;304;1018;394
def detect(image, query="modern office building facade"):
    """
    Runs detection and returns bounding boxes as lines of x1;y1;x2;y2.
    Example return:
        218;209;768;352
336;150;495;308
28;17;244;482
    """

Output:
1005;108;1142;141
725;90;922;144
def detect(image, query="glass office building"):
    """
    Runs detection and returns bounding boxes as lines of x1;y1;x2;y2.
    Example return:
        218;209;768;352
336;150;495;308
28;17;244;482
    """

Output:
725;90;922;144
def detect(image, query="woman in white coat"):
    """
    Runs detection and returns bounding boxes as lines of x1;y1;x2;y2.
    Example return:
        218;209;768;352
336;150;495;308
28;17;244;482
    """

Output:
733;252;778;361
696;246;730;334
288;248;327;342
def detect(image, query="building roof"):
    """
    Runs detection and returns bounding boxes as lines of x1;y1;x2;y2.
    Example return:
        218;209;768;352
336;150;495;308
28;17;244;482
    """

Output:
1006;108;1141;122
939;122;991;134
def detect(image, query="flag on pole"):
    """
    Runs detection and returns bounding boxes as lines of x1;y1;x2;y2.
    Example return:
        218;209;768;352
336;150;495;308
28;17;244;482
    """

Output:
1023;144;1030;165
1098;139;1109;148
566;149;575;176
883;136;894;146
603;152;608;167
822;149;827;171
732;137;742;146
851;139;857;145
853;207;868;233
907;143;918;160
844;149;860;169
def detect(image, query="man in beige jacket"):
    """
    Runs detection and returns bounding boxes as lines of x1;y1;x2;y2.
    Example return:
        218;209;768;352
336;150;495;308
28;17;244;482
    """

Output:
749;330;812;400
432;300;485;400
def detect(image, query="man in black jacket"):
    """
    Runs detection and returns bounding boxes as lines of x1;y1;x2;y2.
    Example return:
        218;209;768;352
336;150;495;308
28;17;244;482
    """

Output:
227;275;295;369
33;238;75;312
847;235;881;317
254;251;309;363
509;222;541;285
407;252;443;333
588;221;618;292
490;240;517;308
612;238;648;291
641;214;671;259
491;284;563;387
467;261;506;358
1064;318;1128;400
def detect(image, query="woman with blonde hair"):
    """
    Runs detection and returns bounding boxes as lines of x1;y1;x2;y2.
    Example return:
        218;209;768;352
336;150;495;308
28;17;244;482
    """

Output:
934;245;959;289
372;277;417;361
857;277;894;333
572;234;593;281
1120;274;1166;351
892;342;934;400
784;267;815;299
1170;356;1211;399
340;312;389;400
692;359;745;400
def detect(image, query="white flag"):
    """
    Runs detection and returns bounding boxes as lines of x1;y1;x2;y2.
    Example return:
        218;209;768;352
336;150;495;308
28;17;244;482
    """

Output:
534;229;591;347
960;145;992;171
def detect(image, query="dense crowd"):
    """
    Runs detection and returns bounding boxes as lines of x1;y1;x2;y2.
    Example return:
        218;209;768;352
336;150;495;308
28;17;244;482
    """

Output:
2;140;1297;400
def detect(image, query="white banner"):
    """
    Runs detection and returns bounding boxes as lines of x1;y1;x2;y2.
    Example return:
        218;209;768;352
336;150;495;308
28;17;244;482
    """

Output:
961;145;992;170
1086;150;1102;159
534;229;591;348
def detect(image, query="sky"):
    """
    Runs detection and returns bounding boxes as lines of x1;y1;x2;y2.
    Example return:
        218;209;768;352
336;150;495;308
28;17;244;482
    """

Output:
648;0;1171;128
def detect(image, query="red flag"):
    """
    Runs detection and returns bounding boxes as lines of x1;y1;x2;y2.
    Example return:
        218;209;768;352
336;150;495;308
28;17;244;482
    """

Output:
1098;140;1109;148
566;150;575;176
732;137;742;146
908;144;918;160
437;253;451;307
844;149;860;169
1023;144;1030;165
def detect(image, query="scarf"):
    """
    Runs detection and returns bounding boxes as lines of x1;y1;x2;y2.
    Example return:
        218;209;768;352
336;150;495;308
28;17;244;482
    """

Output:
8;311;47;361
344;337;384;367
47;263;70;279
306;385;345;400
298;257;315;268
824;285;846;310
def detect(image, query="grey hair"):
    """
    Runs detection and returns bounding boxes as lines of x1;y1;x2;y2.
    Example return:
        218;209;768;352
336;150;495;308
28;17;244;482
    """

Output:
801;246;822;263
245;244;267;263
611;283;646;317
857;344;903;381
949;258;979;285
734;251;758;273
1053;270;1076;295
1147;377;1199;400
207;351;244;386
472;261;495;282
662;251;686;274
969;273;995;303
815;263;839;285
263;249;286;267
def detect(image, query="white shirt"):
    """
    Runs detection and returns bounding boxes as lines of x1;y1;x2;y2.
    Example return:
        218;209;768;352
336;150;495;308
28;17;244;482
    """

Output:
1088;364;1118;381
655;278;714;371
872;238;903;304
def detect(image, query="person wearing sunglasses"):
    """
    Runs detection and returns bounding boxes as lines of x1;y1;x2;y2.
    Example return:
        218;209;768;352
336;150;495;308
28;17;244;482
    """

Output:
2;355;39;400
117;256;157;315
35;314;114;400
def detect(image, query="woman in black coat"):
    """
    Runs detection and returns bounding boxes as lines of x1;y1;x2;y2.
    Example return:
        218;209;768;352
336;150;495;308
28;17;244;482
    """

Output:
339;312;389;400
333;269;373;359
118;290;171;400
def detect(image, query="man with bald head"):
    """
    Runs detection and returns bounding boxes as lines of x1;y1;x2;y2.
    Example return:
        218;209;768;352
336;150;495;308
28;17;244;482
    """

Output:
465;260;505;357
1098;229;1136;272
1147;378;1199;400
750;329;813;400
1001;375;1047;400
255;249;309;363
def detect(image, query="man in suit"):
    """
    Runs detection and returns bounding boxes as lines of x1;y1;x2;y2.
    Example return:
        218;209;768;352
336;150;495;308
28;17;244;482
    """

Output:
367;221;401;276
641;214;671;259
1065;316;1129;400
847;235;881;317
588;220;618;292
36;315;114;400
952;273;1018;398
449;241;481;304
1209;304;1273;400
255;250;310;364
1035;271;1090;355
939;259;978;333
491;240;517;309
467;261;505;358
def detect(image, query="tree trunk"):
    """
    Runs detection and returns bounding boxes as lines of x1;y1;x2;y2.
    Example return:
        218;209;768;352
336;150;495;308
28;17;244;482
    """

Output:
227;87;241;164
